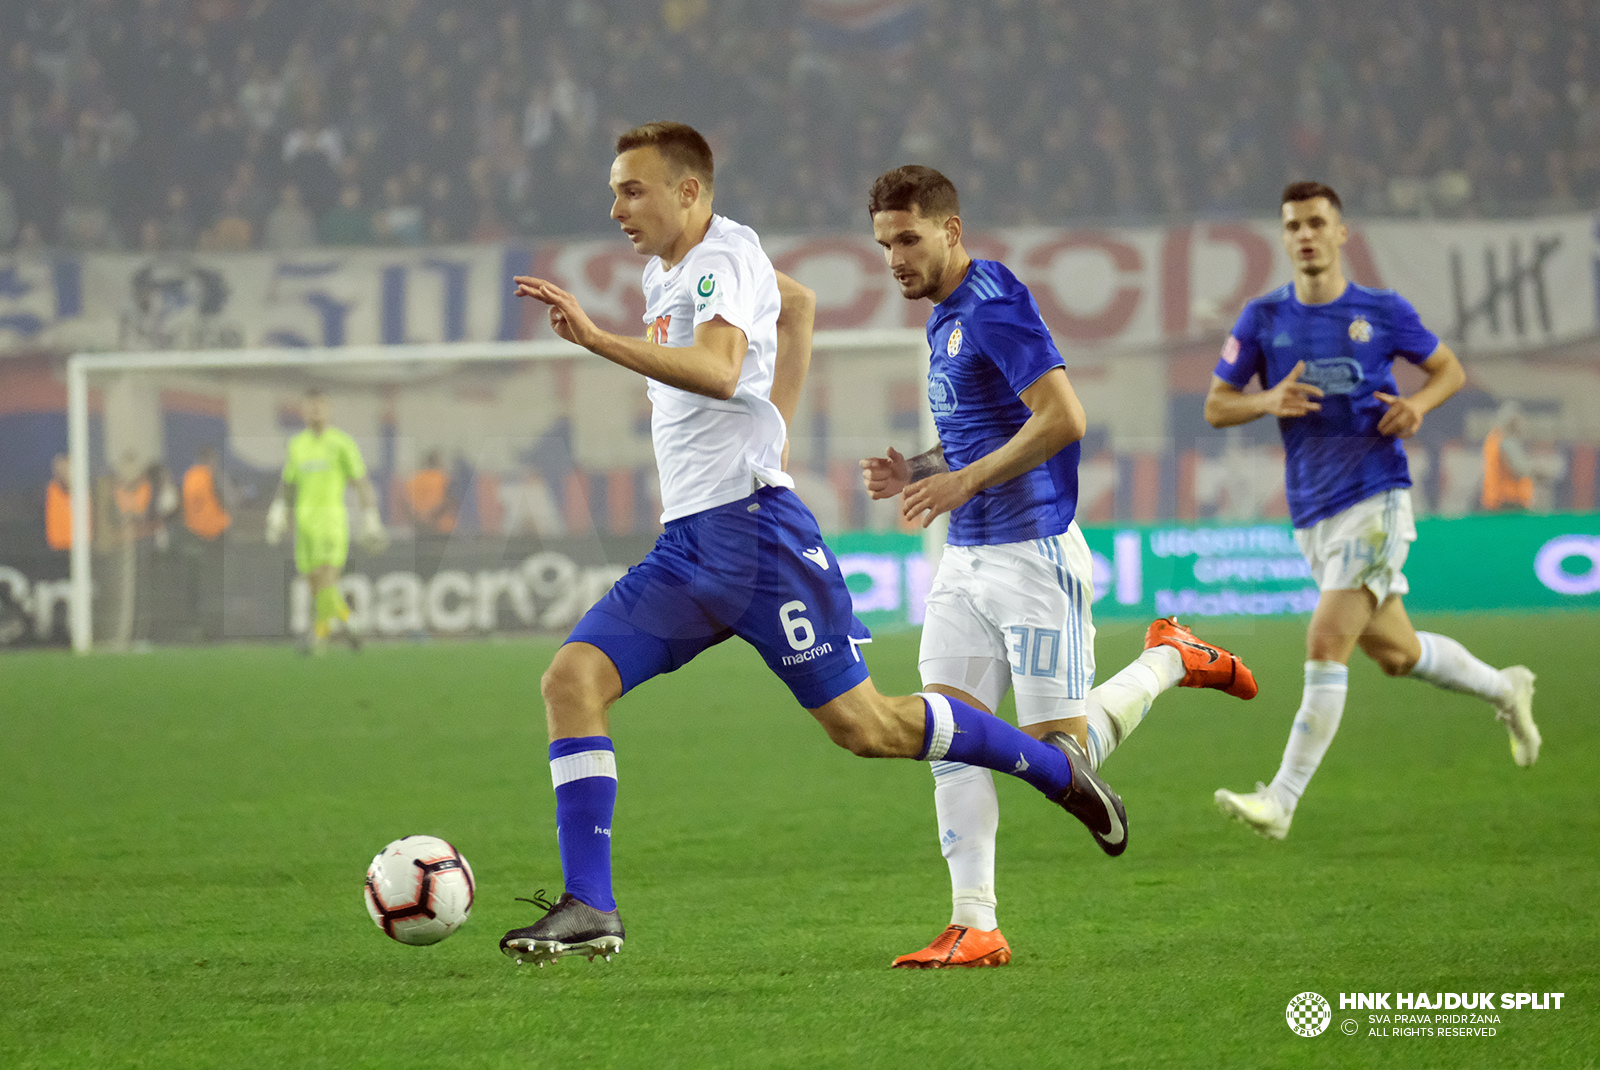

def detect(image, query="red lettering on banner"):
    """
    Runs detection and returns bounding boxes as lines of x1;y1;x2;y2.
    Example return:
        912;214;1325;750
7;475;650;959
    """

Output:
1205;224;1276;321
773;239;886;329
577;247;648;335
1343;229;1385;288
514;244;557;340
1160;227;1193;337
1025;232;1143;343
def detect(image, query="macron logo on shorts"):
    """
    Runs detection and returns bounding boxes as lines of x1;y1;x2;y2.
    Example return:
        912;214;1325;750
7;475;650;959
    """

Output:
802;547;829;570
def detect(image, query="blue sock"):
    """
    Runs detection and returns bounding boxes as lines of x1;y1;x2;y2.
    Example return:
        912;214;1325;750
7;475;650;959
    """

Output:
549;736;618;913
918;693;1073;797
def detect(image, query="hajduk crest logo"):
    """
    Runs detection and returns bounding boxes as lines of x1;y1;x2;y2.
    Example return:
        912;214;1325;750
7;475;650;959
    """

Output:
947;323;964;358
1349;316;1373;343
1286;991;1333;1037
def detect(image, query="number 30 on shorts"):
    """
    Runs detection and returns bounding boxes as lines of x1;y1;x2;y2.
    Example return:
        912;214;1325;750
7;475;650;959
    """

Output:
1008;625;1061;678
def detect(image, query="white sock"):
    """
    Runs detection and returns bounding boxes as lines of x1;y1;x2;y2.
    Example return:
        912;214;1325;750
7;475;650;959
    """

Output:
1268;661;1349;809
931;761;998;930
1083;646;1184;769
1409;632;1511;705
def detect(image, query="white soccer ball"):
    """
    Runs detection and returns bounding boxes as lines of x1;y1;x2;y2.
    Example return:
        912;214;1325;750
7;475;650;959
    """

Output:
364;835;476;946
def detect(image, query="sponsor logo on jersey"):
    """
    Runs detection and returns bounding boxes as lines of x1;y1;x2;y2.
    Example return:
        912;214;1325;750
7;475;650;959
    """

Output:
648;314;671;344
1299;357;1365;395
697;273;716;298
801;546;830;570
1349;316;1373;343
946;323;963;358
929;373;959;415
1221;335;1241;364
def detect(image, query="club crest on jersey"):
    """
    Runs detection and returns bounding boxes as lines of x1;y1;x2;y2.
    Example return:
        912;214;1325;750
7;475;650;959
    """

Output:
946;324;963;358
1348;316;1373;343
929;373;959;415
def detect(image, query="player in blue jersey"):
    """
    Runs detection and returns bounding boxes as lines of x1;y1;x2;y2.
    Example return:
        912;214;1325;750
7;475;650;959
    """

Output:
1206;181;1540;841
862;165;1259;968
495;124;1130;968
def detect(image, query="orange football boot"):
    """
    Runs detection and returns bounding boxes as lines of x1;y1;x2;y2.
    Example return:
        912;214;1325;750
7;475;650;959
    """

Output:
891;925;1012;969
1144;617;1258;699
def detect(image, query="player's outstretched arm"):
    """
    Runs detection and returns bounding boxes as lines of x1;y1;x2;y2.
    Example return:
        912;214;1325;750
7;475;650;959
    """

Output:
1373;343;1464;439
513;275;744;399
264;479;293;544
1204;362;1324;428
901;367;1084;528
353;476;388;553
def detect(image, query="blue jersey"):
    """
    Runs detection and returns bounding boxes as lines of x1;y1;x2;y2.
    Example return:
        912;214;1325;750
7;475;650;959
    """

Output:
926;259;1079;546
1215;282;1440;529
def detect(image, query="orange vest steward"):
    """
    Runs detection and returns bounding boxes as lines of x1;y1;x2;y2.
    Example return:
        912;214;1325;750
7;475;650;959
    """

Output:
1481;428;1533;510
406;468;455;533
183;464;232;539
46;479;73;550
115;478;151;518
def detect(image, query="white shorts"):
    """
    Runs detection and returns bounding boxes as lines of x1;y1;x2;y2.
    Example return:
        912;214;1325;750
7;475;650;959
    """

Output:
1294;487;1416;602
918;524;1095;727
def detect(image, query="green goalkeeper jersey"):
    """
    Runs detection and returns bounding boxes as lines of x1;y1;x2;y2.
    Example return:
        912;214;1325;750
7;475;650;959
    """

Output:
283;427;367;523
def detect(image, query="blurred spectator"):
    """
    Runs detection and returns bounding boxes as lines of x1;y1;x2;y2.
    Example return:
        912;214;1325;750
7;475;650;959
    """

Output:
3;0;1598;251
320;181;371;245
182;446;232;540
404;450;456;535
261;182;317;250
1481;401;1563;512
46;453;73;551
153;183;199;250
281;107;342;215
200;180;253;250
372;174;424;245
424;171;473;244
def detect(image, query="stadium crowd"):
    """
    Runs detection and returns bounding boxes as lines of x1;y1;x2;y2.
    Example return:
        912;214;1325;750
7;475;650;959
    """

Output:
0;0;1597;253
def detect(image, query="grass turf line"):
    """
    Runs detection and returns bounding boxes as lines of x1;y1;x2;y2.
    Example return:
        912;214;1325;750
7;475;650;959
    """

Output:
2;613;1595;1069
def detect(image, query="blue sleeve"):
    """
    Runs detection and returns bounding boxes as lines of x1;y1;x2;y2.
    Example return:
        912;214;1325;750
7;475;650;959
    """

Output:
967;292;1064;396
1215;304;1264;387
1388;293;1440;364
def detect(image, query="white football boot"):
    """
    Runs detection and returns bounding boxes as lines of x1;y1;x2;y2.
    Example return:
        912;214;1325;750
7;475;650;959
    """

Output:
1495;666;1540;767
1214;782;1293;840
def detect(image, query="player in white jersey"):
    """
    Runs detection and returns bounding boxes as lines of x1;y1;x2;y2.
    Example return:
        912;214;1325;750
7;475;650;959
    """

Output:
861;165;1259;968
498;123;1131;968
1206;180;1540;842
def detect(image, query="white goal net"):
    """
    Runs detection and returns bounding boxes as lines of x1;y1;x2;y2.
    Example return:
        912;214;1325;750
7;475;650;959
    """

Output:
64;330;933;652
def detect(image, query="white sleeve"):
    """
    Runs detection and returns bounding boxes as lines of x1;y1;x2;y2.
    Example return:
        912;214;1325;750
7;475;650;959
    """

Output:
687;249;756;340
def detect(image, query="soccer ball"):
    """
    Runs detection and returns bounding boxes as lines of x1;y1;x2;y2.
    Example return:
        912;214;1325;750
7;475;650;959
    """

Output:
364;835;476;945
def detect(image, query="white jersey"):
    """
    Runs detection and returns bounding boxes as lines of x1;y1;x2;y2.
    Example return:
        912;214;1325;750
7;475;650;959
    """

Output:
640;214;794;522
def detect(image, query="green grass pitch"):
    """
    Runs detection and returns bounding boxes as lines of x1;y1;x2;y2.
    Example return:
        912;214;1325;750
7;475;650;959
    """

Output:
3;613;1595;1069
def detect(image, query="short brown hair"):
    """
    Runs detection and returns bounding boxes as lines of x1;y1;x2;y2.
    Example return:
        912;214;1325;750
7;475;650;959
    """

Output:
616;121;713;192
868;165;961;220
1281;180;1342;212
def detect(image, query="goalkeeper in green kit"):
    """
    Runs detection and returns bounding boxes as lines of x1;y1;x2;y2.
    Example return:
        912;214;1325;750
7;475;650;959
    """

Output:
265;389;386;652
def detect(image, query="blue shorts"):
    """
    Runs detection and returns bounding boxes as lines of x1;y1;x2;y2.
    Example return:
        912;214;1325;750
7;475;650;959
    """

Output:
567;486;873;709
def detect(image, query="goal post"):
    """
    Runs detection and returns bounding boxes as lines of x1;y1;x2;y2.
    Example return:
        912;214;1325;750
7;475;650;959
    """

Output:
64;329;934;652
